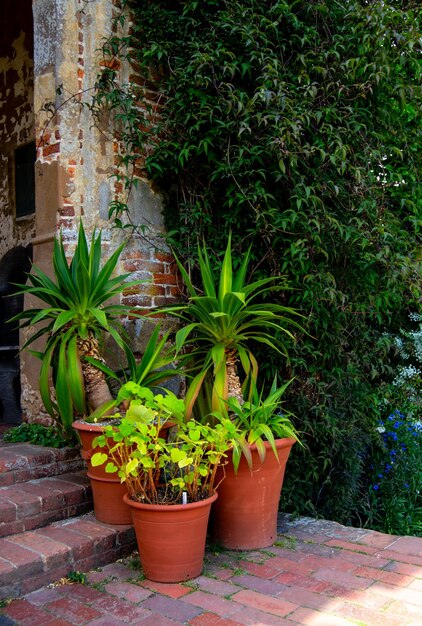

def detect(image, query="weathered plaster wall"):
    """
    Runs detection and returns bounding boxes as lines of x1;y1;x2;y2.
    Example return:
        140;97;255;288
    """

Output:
18;0;180;422
0;0;35;260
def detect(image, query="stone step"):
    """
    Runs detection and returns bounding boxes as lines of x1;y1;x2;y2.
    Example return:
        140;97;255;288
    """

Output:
0;442;85;486
0;513;136;599
0;472;93;538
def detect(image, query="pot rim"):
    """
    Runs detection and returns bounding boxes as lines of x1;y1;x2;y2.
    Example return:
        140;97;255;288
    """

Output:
123;490;218;512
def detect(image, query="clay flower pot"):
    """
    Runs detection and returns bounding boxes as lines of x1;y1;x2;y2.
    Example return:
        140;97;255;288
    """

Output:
72;420;132;525
124;491;218;582
209;438;296;549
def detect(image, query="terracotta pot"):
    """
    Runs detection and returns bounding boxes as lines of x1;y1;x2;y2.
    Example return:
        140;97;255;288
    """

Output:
209;437;296;550
123;491;218;582
87;471;133;525
72;420;132;525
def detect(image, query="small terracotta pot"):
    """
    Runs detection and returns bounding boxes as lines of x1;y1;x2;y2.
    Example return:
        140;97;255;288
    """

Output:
73;420;132;525
124;491;218;582
209;438;296;550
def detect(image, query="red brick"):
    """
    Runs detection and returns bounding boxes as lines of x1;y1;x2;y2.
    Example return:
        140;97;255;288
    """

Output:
45;597;102;622
36;524;94;562
381;550;422;567
190;615;242;626
104;581;152;603
384;561;422;577
154;272;179;285
221;607;292;625
91;593;151;621
238;560;279;579
203;566;236;581
230;573;285;597
312;568;373;590
20;565;71;595
355;531;400;550
325;539;378;555
276;587;343;612
331;549;390;569
193;576;239;597
274;572;334;594
287;606;356;625
385;536;422;558
182;590;242;618
264;555;316;575
353;565;414;587
138;616;183;626
3;599;54;625
1;486;41;518
0;538;43;581
338;589;393;610
144;594;202;621
42;143;60;157
230;589;298;617
9;532;71;570
333;601;407;626
300;555;355;573
368;581;422;606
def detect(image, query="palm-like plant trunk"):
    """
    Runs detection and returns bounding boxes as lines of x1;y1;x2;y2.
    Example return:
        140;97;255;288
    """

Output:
226;348;244;405
77;334;113;410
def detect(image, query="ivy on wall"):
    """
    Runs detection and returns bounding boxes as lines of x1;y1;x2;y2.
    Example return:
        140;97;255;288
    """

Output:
94;0;421;524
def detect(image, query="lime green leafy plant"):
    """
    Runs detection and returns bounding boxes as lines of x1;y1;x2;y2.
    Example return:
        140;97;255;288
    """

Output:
11;222;140;436
91;382;237;504
157;234;303;420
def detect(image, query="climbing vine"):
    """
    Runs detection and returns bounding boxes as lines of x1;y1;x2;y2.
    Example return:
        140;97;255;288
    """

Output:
93;0;421;525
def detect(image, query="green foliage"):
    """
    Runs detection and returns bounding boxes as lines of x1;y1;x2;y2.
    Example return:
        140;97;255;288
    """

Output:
361;406;422;536
94;1;421;524
3;423;71;448
157;235;302;419
215;377;300;472
87;322;181;406
91;383;236;504
67;571;88;584
11;222;139;436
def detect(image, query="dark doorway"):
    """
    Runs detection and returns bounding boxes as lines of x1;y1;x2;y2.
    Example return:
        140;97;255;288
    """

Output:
0;245;32;423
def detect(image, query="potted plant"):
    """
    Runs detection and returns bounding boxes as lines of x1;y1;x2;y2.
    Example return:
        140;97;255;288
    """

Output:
91;383;236;582
10;221;140;439
209;378;301;549
73;324;181;525
157;234;303;420
155;234;304;549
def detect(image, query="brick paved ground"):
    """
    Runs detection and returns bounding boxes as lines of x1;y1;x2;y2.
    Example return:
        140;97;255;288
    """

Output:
1;515;421;626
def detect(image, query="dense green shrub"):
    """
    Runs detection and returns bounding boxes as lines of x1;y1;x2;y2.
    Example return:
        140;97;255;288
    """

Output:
95;0;421;525
361;406;422;536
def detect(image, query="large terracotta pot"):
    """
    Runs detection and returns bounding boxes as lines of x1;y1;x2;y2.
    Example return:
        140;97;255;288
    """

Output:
209;437;296;550
123;491;218;582
72;420;132;525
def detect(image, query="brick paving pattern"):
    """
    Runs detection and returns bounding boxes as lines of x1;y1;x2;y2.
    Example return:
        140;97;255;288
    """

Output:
1;515;421;626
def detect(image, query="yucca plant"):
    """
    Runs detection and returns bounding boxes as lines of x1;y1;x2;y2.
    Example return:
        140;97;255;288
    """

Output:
11;222;140;437
158;235;304;419
216;377;301;472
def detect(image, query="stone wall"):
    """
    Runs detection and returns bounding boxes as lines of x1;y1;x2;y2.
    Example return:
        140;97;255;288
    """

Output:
0;0;180;423
0;0;36;259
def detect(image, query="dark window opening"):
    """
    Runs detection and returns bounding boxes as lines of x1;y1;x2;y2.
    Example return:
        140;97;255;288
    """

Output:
15;141;36;218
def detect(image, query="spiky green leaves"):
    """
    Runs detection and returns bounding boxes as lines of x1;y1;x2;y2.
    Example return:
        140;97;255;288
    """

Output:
159;234;304;419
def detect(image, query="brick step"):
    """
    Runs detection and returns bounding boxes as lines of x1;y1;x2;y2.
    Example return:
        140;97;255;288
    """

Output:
0;472;93;538
0;442;85;486
0;513;136;599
